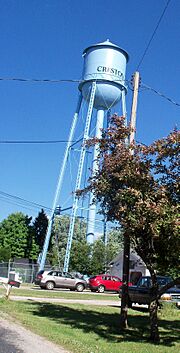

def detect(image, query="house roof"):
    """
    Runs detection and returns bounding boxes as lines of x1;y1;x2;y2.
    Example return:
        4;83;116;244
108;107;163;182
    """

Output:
109;249;146;267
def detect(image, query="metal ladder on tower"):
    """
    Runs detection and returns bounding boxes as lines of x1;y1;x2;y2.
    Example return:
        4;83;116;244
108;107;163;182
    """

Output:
63;81;97;273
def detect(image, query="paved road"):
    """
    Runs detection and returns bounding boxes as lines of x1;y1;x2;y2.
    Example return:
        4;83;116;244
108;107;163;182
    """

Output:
0;316;70;353
8;295;120;306
0;294;150;309
0;320;24;353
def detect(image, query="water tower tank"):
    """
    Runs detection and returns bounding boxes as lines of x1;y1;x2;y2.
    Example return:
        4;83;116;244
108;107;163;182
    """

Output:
79;40;129;110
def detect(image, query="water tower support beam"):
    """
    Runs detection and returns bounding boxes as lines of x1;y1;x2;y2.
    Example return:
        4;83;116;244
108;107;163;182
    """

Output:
63;81;97;273
86;108;105;244
39;93;82;272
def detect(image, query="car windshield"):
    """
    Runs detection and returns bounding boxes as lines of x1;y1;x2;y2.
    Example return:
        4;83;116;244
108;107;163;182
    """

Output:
139;278;149;287
112;277;120;282
157;277;172;286
62;273;73;279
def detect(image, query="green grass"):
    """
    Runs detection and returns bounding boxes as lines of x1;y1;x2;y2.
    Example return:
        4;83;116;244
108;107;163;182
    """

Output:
0;286;119;300
0;298;179;353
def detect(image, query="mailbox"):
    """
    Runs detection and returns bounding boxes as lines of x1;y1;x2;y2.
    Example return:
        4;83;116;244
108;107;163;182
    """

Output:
8;280;20;288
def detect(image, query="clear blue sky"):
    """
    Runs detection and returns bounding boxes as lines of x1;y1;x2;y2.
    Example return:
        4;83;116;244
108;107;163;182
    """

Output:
0;0;179;223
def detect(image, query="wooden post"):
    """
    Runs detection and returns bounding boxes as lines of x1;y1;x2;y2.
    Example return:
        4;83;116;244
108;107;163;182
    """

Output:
120;71;140;328
5;284;12;299
129;71;140;147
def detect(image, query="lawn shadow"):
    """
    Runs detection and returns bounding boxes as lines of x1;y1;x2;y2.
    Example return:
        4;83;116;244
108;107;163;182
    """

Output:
27;301;179;347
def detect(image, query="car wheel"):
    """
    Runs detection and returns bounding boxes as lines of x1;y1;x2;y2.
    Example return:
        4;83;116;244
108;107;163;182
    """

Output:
76;283;85;292
46;281;55;290
98;285;105;293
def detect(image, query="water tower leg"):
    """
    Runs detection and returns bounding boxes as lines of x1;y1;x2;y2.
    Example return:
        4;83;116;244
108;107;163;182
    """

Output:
63;82;97;273
39;94;82;272
86;108;105;244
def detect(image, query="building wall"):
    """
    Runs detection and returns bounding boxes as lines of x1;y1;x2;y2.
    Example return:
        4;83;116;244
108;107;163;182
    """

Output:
108;250;150;284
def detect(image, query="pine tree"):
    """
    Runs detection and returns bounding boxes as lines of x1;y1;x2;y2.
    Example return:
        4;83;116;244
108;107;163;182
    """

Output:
33;209;48;251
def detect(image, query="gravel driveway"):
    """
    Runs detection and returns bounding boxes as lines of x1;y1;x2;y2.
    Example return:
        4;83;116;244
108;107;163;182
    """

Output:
0;316;70;353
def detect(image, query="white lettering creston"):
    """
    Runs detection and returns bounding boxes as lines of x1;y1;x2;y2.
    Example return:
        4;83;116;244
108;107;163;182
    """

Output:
97;66;124;78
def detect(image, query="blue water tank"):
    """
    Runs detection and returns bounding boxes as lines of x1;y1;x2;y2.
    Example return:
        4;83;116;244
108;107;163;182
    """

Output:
79;40;129;110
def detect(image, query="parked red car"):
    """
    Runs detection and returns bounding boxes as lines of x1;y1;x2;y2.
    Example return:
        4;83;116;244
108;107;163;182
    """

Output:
89;274;132;293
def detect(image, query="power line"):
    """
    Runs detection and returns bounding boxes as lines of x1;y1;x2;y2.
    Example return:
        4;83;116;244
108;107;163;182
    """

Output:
0;72;178;109
141;82;180;107
0;81;179;147
0;190;105;223
0;196;44;214
0;137;85;145
136;0;171;70
0;190;105;228
0;190;52;211
0;72;178;110
0;191;74;215
0;76;130;84
0;139;77;144
0;77;80;83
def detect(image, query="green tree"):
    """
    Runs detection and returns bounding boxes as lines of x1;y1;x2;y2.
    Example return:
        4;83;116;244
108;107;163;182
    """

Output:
69;240;91;274
105;228;123;265
89;229;123;275
49;215;72;269
32;209;48;251
27;227;40;262
50;215;123;274
69;217;91;273
0;212;32;259
0;245;11;261
49;215;87;269
80;115;179;342
90;239;106;274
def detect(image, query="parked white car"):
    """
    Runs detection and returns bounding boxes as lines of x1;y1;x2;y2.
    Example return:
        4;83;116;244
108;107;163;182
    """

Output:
35;270;87;292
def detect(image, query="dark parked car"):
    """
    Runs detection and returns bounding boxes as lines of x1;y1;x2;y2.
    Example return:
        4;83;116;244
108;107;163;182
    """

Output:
119;275;180;307
35;270;87;292
89;274;132;293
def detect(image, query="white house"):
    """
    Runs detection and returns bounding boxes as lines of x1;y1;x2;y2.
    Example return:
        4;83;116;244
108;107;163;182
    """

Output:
108;249;150;284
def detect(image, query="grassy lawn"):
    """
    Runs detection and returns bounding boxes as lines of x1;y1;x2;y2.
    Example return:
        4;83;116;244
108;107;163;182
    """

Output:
0;298;179;353
0;286;119;301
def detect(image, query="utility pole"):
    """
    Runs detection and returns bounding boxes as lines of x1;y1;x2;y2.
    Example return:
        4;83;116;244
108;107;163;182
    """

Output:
129;72;140;146
120;71;140;328
103;213;108;272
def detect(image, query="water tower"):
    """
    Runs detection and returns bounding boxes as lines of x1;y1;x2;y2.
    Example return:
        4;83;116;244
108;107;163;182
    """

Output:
63;40;129;272
39;40;129;273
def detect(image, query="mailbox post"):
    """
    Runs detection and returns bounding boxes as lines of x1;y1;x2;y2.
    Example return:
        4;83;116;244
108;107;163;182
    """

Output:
6;280;21;299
